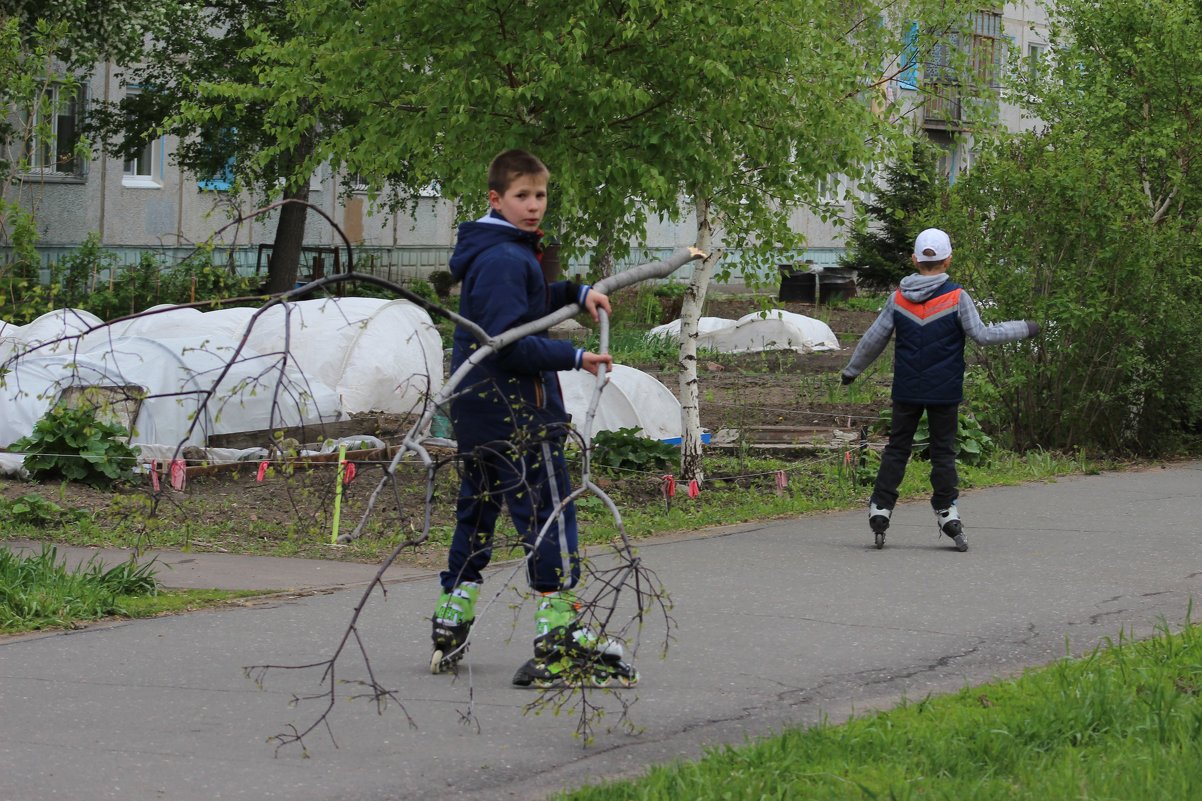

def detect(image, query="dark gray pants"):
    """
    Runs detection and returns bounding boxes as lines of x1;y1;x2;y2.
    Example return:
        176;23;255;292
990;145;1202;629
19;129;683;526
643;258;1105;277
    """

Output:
871;401;959;511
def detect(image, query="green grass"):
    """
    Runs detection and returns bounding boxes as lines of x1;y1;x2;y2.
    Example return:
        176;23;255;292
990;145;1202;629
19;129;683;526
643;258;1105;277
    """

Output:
1;448;1112;562
573;448;1108;543
0;544;256;634
557;617;1202;800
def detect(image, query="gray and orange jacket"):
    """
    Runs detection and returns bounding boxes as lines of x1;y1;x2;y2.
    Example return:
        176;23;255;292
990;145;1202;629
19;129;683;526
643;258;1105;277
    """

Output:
448;211;593;448
841;273;1033;405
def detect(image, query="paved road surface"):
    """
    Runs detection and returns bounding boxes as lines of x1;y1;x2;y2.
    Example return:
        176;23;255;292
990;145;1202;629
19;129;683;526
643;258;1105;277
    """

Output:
2;462;1200;801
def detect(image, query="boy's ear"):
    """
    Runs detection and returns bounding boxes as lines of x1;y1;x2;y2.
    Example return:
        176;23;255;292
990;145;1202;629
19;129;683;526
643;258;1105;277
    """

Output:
488;189;502;211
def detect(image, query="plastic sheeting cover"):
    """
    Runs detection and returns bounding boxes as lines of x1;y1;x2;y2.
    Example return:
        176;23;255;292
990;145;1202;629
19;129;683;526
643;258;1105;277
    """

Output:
241;297;443;415
1;334;341;449
557;363;681;441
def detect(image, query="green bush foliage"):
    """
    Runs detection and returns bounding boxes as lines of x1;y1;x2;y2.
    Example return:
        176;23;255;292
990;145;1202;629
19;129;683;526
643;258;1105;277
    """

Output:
935;0;1202;456
2;234;261;325
873;408;996;466
12;405;141;487
591;427;677;474
940;134;1202;455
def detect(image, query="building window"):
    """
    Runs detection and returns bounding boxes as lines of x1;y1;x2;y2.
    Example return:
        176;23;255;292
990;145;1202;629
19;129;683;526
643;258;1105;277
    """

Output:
198;156;235;191
970;10;1003;88
818;174;842;203
1027;42;1047;79
898;22;919;91
25;83;84;177
121;89;163;188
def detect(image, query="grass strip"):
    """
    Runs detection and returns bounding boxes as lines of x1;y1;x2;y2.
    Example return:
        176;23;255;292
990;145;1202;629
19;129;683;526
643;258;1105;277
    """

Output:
0;544;253;634
557;618;1202;800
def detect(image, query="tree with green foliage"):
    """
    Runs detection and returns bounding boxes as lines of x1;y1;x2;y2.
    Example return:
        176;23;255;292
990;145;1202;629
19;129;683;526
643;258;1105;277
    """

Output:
938;0;1202;454
83;1;319;293
225;0;980;479
839;143;939;290
2;4;159;319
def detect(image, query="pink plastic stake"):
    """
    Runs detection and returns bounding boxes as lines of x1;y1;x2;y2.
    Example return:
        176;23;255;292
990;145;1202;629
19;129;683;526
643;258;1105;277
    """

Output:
775;470;788;492
256;461;269;482
169;459;187;491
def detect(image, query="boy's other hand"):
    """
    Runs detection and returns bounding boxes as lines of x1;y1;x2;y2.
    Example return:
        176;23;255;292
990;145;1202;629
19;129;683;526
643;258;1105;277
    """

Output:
581;351;614;376
583;288;611;322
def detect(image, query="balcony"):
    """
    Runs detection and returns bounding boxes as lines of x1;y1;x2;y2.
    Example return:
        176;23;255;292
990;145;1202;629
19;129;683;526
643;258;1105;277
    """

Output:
921;84;964;130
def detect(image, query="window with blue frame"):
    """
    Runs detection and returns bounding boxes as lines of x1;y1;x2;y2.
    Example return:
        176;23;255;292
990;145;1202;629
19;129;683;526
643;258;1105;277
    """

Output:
898;22;919;90
198;155;235;191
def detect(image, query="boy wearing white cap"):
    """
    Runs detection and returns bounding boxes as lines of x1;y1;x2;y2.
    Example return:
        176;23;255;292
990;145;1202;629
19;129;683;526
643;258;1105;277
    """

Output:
840;228;1039;551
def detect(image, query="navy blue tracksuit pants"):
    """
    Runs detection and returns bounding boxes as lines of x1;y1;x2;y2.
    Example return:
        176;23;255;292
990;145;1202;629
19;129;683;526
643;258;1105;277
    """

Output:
871;401;960;511
440;438;580;594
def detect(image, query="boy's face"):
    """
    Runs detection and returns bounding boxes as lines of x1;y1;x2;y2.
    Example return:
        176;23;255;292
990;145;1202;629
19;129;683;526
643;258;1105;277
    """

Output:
489;173;548;233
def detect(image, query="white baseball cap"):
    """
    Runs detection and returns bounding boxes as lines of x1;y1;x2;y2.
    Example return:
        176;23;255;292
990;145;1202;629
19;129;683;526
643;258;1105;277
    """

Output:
914;228;952;261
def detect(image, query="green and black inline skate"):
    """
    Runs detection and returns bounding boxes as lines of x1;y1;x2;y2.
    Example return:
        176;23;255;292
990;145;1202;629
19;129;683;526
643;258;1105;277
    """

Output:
511;591;639;689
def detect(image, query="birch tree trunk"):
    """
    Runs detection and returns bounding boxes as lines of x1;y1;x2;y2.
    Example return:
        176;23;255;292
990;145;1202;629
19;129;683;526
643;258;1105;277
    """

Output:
590;223;617;279
678;196;718;483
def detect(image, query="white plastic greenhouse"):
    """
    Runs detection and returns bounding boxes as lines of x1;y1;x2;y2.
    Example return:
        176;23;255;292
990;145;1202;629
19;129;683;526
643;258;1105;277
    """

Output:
650;309;839;354
0;334;342;453
1;307;104;363
646;316;738;341
1;298;442;460
241;297;444;416
557;364;682;441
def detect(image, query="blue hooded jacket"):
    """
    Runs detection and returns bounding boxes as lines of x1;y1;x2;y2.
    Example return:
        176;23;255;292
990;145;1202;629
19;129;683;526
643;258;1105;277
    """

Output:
447;212;586;448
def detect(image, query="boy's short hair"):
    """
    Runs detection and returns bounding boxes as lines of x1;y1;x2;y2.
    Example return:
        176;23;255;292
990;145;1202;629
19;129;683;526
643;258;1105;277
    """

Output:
488;149;549;194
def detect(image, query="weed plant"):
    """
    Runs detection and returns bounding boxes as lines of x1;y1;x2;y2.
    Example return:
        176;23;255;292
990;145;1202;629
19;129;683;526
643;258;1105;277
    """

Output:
581;328;685;367
0;545;158;632
557;617;1202;800
12;405;140;487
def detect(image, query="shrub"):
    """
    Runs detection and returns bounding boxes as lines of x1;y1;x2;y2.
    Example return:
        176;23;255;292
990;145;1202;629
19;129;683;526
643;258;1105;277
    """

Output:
12;405;141;487
941;133;1202;454
591;427;677;473
873;408;996;466
429;269;455;298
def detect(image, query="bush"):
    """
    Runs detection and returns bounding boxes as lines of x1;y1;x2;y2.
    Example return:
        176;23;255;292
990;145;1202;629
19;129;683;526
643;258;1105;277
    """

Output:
941;133;1202;454
12;405;141;487
591;427;678;473
873;408;996;466
429;269;455;298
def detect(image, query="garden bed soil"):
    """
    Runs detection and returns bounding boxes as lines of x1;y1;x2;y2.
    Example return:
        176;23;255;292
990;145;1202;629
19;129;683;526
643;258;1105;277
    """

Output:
1;300;884;566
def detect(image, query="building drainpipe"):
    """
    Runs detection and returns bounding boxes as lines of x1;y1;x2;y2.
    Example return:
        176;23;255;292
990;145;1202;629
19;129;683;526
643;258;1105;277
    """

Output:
97;60;111;246
176;140;184;250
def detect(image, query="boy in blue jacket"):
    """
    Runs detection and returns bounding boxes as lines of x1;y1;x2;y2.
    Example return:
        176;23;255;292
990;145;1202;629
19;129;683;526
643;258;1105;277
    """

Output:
430;149;637;688
841;228;1039;552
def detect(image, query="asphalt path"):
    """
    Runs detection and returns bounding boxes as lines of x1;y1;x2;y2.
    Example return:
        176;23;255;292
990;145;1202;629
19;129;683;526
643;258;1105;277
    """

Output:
2;461;1200;801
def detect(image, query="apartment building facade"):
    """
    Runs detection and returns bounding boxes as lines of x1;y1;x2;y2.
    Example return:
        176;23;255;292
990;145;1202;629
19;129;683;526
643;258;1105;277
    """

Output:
4;3;1049;283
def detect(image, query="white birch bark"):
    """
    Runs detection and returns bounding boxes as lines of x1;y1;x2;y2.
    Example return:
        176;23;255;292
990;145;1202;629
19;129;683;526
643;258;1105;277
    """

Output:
678;196;719;483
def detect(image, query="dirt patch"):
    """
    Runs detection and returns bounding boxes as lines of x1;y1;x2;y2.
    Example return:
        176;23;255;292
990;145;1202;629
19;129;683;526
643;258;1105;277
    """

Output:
651;299;883;432
1;301;885;564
